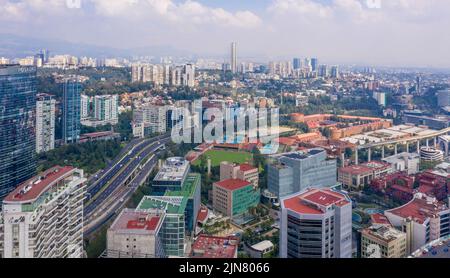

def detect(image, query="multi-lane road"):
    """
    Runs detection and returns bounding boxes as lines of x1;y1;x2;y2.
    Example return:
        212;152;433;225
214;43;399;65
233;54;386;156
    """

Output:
83;134;171;235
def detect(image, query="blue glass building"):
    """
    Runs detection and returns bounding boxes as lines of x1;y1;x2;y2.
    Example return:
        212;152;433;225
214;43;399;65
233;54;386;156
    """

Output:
62;80;82;144
0;65;37;199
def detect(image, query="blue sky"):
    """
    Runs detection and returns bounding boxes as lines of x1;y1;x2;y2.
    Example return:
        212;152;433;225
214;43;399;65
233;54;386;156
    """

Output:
1;0;450;67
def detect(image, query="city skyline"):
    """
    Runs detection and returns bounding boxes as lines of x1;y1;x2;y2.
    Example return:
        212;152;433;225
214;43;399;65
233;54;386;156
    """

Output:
0;0;450;68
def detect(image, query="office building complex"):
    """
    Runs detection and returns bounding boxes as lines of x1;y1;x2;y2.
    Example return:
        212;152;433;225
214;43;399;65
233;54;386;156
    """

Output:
385;193;450;254
138;196;187;257
62;80;82;144
0;166;86;258
212;179;260;218
152;157;190;191
106;209;165;258
36;93;56;153
361;225;407;258
0;65;37;199
268;149;337;199
280;188;352;258
220;162;259;188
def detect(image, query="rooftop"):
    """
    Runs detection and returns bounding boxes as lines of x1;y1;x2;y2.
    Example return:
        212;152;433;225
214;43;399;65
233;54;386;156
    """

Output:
154;157;190;183
282;188;350;215
109;209;164;235
214;179;252;191
386;193;450;224
138;196;187;215
251;240;274;252
370;213;392;226
282;148;325;160
362;225;406;243
191;235;239;258
4;166;77;203
165;173;200;198
239;163;258;172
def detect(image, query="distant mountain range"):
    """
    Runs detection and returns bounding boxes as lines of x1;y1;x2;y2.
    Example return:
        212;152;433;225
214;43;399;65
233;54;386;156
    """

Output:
0;33;194;59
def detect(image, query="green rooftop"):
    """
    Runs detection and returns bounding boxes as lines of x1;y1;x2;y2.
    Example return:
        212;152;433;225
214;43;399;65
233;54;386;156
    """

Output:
138;195;187;215
164;173;200;199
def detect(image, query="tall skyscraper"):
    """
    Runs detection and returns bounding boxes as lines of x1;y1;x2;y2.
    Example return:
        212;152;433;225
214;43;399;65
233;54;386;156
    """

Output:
280;188;352;258
93;95;119;124
311;58;319;72
62;79;82;144
36;93;56;153
231;42;237;74
0;65;37;199
293;58;302;70
415;75;422;95
331;65;340;78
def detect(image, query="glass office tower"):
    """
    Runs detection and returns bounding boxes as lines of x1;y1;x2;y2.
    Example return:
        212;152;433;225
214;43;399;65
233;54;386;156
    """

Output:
62;80;82;144
0;65;37;199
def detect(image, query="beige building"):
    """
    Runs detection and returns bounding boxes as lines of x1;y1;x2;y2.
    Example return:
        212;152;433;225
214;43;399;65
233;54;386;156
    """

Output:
338;161;392;191
106;209;165;258
220;162;259;188
361;225;407;258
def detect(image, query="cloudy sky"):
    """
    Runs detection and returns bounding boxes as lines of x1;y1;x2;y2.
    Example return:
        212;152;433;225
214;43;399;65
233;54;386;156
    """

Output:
1;0;450;67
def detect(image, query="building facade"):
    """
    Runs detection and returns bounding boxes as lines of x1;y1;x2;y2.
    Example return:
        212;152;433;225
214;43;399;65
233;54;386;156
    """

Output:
0;65;37;199
106;209;165;258
36;93;56;153
361;225;407;258
213;179;260;218
280;188;352;258
0;166;86;258
62;80;82;144
268;149;337;199
338;161;392;191
220;162;259;188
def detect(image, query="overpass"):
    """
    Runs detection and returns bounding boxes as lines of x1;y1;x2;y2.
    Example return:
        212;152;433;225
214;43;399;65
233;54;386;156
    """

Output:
349;127;450;164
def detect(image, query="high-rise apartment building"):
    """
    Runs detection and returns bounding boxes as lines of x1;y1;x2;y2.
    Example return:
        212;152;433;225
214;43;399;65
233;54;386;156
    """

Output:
93;95;119;124
268;149;337;199
0;166;86;258
62;79;82;144
280;188;352;258
0;65;37;199
183;64;196;88
36;93;56;153
231;42;237;74
80;94;90;120
132;104;167;138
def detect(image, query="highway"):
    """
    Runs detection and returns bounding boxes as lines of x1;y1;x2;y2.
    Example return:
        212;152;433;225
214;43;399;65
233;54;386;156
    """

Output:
83;134;171;225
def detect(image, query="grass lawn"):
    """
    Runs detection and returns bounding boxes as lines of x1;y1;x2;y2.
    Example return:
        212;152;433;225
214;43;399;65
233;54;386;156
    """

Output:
193;150;253;167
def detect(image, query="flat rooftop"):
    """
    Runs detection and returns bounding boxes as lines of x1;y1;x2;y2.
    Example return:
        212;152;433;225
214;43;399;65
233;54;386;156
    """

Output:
362;225;405;243
282;148;325;160
138;196;187;215
109;209;164;235
214;179;252;191
4;166;76;203
191;235;239;258
165;173;200;198
282;188;350;215
154;157;190;183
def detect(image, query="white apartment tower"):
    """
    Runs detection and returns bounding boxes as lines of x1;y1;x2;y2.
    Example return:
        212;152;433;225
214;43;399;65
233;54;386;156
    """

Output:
36;93;56;153
231;42;237;74
0;166;87;258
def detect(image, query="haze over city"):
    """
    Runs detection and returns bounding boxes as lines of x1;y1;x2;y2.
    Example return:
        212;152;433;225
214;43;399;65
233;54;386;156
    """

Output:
1;0;450;68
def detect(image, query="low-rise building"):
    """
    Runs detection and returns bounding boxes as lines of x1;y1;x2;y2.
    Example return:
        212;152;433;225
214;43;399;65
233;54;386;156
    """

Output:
106;209;165;258
245;240;275;258
361;225;407;258
420;147;444;163
220;162;259;188
338;161;392;191
190;235;239;258
212;179;260;218
382;152;420;175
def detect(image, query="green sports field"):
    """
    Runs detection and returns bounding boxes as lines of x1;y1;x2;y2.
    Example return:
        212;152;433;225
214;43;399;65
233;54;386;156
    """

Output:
193;150;253;167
